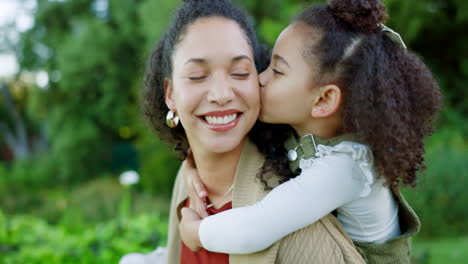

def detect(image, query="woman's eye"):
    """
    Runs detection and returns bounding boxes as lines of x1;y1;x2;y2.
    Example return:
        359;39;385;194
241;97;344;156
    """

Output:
272;68;283;75
231;73;250;79
188;76;207;81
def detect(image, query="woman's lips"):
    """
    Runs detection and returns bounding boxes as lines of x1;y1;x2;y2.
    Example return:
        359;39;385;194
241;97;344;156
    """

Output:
199;110;242;132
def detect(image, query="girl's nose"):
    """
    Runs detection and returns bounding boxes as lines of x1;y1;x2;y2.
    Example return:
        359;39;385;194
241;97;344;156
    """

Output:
259;69;270;87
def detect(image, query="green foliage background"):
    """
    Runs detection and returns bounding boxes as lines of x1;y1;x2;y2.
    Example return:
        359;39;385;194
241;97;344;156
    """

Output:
0;0;467;263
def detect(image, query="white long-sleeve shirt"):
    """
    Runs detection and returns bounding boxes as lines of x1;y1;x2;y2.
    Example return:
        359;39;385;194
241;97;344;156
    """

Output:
199;142;400;254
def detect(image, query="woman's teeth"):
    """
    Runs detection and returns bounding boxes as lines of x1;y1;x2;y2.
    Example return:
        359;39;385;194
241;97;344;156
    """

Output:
204;114;237;125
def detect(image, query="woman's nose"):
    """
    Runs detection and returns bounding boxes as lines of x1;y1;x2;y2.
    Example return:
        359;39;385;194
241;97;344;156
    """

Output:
207;74;235;105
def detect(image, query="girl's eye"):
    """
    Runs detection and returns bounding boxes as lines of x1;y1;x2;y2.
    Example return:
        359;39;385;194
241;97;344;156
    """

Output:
272;68;283;75
188;76;207;81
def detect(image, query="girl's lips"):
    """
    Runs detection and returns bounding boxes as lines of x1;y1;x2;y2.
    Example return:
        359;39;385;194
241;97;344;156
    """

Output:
199;112;242;132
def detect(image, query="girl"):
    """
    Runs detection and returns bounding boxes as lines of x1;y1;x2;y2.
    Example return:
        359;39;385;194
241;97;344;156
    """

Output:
179;0;441;262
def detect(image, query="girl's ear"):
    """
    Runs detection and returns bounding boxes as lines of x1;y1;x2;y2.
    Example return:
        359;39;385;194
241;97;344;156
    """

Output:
164;78;176;111
311;84;342;118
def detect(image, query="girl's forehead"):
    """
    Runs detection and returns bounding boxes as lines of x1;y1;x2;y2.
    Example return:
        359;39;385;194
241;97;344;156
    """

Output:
273;26;306;60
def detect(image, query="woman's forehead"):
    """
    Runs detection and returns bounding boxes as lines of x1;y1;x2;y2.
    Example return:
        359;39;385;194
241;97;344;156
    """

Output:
173;17;253;64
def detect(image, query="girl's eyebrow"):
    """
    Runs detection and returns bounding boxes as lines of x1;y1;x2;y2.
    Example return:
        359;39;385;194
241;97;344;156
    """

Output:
273;54;290;68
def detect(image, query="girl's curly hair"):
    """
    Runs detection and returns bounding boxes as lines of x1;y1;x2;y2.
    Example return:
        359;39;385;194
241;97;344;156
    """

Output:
286;0;442;187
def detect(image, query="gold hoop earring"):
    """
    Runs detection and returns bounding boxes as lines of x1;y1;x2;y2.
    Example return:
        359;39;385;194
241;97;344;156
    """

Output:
166;110;179;128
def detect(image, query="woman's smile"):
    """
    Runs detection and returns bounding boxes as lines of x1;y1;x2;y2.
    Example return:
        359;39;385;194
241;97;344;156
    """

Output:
198;109;243;132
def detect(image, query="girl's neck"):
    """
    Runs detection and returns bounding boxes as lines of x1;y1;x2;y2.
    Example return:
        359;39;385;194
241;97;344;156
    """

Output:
294;118;343;139
190;140;245;203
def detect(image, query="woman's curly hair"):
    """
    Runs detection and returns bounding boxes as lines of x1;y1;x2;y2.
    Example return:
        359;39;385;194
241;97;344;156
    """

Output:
287;0;443;187
142;0;295;184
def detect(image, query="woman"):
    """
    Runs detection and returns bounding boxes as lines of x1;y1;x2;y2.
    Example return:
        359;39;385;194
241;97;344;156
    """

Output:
141;0;364;263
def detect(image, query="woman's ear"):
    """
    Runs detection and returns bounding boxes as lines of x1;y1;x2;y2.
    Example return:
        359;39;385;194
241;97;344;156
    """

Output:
310;84;342;118
164;78;176;111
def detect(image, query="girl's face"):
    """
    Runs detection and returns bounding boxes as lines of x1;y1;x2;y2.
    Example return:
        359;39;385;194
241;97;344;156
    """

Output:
259;23;320;126
166;17;260;155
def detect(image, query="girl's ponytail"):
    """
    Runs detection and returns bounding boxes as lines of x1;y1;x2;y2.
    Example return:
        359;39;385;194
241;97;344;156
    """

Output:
327;0;388;33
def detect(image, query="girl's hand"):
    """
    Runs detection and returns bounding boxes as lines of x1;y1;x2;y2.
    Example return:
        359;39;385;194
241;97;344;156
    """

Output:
182;152;209;218
179;207;203;251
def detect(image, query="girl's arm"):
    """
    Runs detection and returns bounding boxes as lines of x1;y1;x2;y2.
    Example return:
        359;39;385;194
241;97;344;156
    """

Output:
179;207;203;251
181;153;209;218
198;153;367;254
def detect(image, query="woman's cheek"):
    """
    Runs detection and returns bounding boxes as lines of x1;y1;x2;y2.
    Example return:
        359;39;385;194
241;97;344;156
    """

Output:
243;80;261;103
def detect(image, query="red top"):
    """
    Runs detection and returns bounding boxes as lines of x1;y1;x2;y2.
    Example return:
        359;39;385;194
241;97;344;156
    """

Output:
181;199;232;264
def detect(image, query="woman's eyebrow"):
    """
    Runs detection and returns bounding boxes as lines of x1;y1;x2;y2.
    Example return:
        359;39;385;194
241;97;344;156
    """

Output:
273;54;290;68
184;56;251;66
231;55;252;63
184;58;207;66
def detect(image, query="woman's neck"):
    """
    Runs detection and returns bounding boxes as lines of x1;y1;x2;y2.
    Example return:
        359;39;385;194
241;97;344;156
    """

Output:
190;140;245;204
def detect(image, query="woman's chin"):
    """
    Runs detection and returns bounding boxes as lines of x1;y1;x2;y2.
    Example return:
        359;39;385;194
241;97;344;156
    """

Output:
202;137;245;154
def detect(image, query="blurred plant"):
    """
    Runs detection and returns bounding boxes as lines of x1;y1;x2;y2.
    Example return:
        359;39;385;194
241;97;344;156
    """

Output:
135;128;180;196
0;208;168;264
119;170;139;186
403;125;468;238
119;170;139;219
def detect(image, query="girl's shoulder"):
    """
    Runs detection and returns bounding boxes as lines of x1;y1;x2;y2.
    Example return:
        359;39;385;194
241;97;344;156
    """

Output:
300;141;373;166
316;141;373;162
300;141;376;198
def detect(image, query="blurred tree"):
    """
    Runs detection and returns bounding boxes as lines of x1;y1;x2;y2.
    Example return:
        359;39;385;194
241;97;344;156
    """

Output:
15;0;141;185
384;0;468;125
16;0;136;183
0;83;30;159
0;77;48;161
10;0;182;193
239;0;323;44
8;0;468;193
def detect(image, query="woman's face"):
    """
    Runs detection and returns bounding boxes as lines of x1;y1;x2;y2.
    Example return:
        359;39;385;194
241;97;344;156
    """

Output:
259;23;320;126
166;17;260;154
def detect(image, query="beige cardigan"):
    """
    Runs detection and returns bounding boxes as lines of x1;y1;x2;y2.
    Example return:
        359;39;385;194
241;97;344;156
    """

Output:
166;140;365;264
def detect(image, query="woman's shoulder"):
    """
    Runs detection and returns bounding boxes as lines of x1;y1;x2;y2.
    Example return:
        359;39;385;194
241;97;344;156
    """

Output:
276;213;366;264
